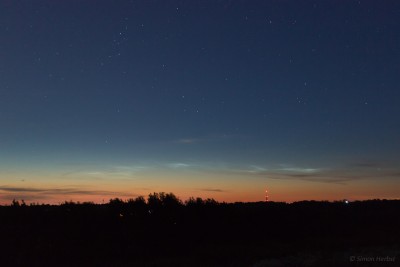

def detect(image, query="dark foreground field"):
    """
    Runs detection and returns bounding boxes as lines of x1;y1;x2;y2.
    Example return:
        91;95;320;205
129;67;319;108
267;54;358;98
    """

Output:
1;195;399;267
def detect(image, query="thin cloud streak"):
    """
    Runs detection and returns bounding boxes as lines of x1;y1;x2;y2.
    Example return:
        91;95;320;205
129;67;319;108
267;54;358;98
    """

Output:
166;163;192;169
198;188;227;193
278;168;320;173
175;138;199;144
263;170;398;185
0;186;141;205
61;165;151;180
228;164;400;185
0;186;132;196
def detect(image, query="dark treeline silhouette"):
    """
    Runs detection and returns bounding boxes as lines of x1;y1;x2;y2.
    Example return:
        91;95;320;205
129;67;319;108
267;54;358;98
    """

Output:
1;194;399;267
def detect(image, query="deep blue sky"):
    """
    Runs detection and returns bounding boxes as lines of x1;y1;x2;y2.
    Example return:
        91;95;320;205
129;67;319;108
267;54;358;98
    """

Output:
1;0;399;203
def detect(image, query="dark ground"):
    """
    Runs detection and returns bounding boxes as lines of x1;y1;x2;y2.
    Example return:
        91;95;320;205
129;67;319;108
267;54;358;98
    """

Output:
1;195;399;267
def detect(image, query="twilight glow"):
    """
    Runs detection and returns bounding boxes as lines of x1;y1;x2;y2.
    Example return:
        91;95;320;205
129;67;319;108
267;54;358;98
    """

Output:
1;1;399;204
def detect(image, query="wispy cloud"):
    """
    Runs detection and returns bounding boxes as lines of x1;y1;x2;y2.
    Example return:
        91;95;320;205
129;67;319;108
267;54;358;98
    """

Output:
234;163;400;185
175;138;199;144
347;159;388;169
0;186;131;196
351;162;380;168
0;185;140;204
265;172;358;185
61;165;151;180
166;163;192;169
225;163;400;185
198;188;227;193
246;165;268;173
278;167;319;173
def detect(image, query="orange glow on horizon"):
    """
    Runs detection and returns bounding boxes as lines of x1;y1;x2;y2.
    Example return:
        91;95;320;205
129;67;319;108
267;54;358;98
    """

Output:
1;167;399;205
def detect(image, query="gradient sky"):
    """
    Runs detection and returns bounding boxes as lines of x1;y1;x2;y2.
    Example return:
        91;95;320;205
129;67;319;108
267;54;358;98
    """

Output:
1;0;400;204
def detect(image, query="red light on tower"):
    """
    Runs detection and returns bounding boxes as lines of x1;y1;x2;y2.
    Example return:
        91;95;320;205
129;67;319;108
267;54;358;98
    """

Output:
265;188;269;202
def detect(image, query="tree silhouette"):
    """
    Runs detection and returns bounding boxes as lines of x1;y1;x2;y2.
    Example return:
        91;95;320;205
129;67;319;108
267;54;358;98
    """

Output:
127;196;147;216
147;192;163;213
11;199;20;207
2;194;400;267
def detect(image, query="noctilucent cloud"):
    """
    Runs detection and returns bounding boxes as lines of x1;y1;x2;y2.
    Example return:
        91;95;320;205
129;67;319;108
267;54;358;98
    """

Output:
1;1;399;203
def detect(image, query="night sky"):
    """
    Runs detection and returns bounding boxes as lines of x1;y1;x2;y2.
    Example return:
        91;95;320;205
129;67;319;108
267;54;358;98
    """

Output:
1;0;400;204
